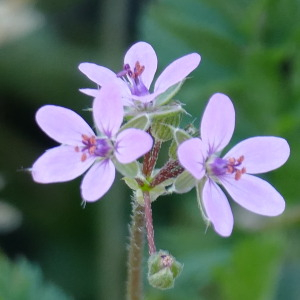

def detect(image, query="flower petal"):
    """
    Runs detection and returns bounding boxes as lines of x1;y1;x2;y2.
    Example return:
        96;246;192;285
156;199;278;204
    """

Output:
81;159;115;202
78;63;118;86
114;129;153;164
79;88;100;97
201;93;235;154
202;179;234;237
32;146;94;183
177;138;206;180
154;53;201;94
36;105;95;145
93;83;123;138
124;41;157;89
224;136;290;174
220;174;285;216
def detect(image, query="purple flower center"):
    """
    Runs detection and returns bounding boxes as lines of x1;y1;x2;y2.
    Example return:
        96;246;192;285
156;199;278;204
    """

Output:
209;155;246;180
75;134;112;162
117;61;150;96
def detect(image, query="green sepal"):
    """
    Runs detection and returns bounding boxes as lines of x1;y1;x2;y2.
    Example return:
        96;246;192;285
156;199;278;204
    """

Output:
171;170;196;194
173;127;192;145
148;250;183;290
154;81;184;106
150;105;183;141
196;178;210;228
113;159;139;178
120;113;151;131
123;177;140;191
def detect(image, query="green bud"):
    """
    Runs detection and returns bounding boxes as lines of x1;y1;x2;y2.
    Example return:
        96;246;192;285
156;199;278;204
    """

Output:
151;112;181;142
148;250;183;290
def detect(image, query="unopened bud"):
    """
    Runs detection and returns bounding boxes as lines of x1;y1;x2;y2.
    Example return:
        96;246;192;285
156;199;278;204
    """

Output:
151;113;181;141
148;250;183;290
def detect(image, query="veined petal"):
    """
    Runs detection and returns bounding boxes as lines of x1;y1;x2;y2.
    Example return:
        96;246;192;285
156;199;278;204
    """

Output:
36;105;95;145
201;93;235;154
224;136;290;174
114;128;153;164
177;138;206;180
81;159;115;202
78;63;118;86
93;83;123;138
202;179;233;237
154;53;201;94
32;146;94;183
220;174;285;216
124;41;157;89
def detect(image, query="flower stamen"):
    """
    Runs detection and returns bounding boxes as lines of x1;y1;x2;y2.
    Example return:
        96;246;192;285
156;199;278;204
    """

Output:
75;134;112;162
117;61;149;96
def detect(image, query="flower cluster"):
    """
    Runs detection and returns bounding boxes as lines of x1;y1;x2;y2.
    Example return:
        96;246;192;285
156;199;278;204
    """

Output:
31;41;290;238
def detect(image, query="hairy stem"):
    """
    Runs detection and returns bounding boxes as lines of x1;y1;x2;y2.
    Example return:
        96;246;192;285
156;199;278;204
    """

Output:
144;190;156;255
126;201;145;300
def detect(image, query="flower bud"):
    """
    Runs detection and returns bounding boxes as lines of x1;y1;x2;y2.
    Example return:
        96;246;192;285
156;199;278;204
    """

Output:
148;250;183;290
151;112;181;141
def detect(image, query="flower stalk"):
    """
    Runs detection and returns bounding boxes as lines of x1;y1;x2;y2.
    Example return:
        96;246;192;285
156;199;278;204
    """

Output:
126;201;145;300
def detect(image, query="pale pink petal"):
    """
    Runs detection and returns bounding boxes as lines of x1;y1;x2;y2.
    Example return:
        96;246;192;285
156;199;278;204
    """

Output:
78;63;118;86
81;159;115;202
36;105;95;145
223;136;290;174
124;41;157;89
79;88;100;97
201;93;235;154
32;146;94;183
220;174;285;216
93;83;123;138
154;53;201;94
177;138;206;180
202;179;233;237
114;129;153;164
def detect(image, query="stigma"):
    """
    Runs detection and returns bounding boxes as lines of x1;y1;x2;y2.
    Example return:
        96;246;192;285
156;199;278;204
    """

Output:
75;134;112;162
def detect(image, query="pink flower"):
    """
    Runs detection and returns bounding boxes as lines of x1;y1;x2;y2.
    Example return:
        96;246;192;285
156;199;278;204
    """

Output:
31;84;153;202
79;41;201;105
177;93;290;237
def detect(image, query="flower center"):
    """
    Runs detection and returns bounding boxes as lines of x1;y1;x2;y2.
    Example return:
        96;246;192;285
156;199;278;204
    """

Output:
209;155;246;180
116;61;150;96
75;134;112;162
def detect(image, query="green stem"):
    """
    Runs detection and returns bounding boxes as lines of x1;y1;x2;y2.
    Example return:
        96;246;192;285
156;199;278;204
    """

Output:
126;201;145;300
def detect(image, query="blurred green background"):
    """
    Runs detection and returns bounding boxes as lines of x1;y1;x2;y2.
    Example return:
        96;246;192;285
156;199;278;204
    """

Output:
0;0;300;299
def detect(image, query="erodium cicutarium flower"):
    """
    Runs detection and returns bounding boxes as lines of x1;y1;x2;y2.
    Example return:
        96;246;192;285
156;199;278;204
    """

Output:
177;93;290;237
31;84;153;202
78;41;201;106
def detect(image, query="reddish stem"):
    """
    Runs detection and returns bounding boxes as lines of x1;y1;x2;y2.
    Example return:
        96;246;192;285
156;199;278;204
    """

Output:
150;160;184;187
142;140;161;177
143;190;156;254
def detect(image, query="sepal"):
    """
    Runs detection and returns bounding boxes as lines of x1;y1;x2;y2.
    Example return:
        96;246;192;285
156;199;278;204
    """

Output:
154;81;184;106
170;170;196;194
113;159;139;177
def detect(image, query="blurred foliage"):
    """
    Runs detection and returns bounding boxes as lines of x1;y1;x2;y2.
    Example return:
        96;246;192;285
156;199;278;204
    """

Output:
0;0;300;299
0;252;71;299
